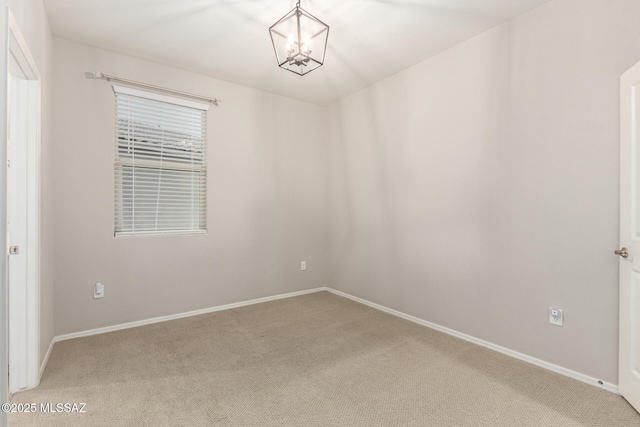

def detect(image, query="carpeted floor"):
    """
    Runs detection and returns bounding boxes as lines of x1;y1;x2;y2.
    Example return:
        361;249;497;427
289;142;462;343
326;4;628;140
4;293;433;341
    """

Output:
9;291;640;426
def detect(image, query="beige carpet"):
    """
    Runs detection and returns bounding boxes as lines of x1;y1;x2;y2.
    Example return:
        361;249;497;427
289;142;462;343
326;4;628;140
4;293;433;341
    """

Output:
9;291;640;426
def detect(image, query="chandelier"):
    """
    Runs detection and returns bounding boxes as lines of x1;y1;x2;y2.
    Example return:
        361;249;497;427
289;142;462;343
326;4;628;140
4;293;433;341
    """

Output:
269;0;329;76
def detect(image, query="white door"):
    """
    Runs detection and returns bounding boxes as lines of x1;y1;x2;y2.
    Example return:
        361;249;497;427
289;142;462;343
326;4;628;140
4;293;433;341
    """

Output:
619;61;640;412
8;73;29;392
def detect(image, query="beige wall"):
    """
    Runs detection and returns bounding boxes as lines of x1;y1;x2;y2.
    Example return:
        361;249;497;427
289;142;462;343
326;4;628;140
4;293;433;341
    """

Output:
327;0;640;384
2;0;55;367
52;38;328;335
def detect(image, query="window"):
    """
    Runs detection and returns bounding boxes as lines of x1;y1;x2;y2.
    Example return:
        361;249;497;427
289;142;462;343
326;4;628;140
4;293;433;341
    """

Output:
114;86;208;236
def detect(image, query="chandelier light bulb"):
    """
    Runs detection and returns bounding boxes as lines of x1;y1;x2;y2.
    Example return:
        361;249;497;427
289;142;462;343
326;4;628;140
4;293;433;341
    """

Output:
303;36;311;54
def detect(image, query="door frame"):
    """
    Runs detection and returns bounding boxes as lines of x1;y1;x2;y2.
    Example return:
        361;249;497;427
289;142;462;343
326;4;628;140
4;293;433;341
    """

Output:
3;7;40;396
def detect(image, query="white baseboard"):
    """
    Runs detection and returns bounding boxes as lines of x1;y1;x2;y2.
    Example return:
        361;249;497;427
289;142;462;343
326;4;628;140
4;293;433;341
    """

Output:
55;287;327;342
40;338;55;380
50;285;618;395
325;288;619;394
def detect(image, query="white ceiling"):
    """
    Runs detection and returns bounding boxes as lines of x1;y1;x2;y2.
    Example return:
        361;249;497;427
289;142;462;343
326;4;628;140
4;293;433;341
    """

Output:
43;0;550;105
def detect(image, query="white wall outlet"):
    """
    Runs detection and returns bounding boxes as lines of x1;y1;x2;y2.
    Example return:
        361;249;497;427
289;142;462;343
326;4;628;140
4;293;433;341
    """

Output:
94;282;104;299
549;307;563;326
300;261;307;271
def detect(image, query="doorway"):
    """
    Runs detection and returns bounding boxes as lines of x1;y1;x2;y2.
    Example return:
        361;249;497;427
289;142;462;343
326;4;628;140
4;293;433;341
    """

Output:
4;9;41;397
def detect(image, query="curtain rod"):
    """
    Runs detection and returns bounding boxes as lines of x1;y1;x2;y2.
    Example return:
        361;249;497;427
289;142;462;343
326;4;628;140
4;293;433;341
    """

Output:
84;71;221;106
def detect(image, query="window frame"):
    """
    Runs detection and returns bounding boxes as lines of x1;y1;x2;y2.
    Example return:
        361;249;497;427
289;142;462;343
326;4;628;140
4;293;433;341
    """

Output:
113;85;209;237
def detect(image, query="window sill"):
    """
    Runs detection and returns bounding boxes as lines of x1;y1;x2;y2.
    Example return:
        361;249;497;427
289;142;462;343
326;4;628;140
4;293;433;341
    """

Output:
114;230;207;238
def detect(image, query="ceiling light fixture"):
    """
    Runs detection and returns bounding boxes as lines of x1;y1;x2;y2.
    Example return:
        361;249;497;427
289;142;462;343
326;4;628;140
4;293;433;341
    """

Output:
269;0;329;76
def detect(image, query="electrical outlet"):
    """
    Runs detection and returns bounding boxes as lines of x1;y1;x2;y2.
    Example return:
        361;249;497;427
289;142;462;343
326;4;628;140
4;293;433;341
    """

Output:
549;307;563;326
300;261;307;271
94;282;104;299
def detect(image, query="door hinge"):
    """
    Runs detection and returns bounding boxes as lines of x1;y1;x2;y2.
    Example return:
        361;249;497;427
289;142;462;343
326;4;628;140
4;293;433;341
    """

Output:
9;246;19;255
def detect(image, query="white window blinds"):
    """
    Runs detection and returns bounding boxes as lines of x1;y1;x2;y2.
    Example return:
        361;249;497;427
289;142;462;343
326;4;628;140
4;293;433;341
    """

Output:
114;86;208;236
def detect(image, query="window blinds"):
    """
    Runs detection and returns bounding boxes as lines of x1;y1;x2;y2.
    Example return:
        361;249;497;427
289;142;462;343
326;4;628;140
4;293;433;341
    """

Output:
114;86;208;236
